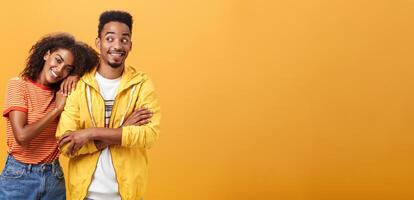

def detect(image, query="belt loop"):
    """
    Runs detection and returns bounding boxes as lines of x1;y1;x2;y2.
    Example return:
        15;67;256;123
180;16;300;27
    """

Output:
40;164;46;172
27;164;32;172
52;161;57;173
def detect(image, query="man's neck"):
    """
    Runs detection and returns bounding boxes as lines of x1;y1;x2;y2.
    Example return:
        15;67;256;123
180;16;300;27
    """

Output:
97;63;124;79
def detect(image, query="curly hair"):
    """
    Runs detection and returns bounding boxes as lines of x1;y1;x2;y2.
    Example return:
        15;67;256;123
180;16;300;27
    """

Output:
21;33;76;81
20;33;99;91
98;10;133;37
71;42;99;76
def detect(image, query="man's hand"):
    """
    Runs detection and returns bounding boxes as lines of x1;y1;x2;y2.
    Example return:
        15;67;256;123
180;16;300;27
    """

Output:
58;129;94;156
58;108;153;155
122;107;153;127
94;140;108;150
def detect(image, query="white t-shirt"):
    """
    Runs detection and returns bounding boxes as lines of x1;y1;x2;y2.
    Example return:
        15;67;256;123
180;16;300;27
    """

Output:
86;72;121;200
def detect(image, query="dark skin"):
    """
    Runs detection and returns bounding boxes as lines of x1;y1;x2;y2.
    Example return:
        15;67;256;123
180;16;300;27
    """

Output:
60;75;80;96
58;108;152;155
10;49;74;147
10;91;66;147
58;21;144;156
9;79;79;147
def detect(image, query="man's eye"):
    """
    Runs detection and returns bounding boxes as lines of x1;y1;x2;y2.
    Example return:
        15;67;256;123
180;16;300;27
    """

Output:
106;37;113;42
122;38;129;43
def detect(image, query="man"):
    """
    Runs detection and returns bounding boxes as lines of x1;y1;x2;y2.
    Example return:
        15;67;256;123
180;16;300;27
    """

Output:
57;10;160;200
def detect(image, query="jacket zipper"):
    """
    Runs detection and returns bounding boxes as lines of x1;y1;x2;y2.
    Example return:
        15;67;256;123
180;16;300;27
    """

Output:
84;87;104;199
83;85;123;199
109;93;123;199
85;81;138;200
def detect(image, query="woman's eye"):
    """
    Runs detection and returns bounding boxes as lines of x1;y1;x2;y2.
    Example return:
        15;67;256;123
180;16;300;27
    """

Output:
56;58;62;63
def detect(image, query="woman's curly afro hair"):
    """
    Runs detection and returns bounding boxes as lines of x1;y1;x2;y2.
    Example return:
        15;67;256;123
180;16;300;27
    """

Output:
21;33;99;91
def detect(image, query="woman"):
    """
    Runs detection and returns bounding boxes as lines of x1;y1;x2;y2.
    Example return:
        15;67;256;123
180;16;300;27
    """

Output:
0;33;98;199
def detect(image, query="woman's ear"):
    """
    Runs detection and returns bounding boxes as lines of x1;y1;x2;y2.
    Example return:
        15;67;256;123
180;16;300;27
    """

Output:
43;50;51;61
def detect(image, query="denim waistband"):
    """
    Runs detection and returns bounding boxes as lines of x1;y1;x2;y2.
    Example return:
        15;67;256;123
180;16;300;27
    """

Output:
5;154;61;173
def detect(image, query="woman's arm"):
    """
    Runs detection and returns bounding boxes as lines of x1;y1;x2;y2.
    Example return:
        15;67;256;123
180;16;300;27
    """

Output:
9;91;66;147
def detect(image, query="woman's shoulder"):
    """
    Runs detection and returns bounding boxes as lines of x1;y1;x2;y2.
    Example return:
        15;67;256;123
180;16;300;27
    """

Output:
7;76;27;86
9;76;23;81
5;77;29;97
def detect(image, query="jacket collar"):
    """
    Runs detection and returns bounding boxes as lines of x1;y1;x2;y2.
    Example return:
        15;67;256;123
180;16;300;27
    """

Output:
81;65;144;94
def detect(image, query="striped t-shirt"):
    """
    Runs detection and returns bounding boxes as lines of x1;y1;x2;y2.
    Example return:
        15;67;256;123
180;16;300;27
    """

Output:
86;72;121;200
3;77;59;164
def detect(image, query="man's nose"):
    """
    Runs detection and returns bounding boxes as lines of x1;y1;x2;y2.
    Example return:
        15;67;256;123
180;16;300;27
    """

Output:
113;39;122;49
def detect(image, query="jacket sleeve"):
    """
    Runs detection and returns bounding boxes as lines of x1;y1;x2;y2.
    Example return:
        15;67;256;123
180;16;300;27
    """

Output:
121;76;161;149
56;83;99;157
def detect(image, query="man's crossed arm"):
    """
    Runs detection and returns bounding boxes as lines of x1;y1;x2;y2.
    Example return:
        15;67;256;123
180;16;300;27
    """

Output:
58;107;152;156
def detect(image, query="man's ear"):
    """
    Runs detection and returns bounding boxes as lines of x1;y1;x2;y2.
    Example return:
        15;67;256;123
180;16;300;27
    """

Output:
95;37;100;49
43;50;51;61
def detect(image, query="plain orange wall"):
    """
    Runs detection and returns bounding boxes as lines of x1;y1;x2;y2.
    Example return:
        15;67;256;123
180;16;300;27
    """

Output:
0;0;414;199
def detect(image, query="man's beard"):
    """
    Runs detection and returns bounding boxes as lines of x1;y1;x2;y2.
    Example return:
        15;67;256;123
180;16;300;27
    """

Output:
108;61;123;68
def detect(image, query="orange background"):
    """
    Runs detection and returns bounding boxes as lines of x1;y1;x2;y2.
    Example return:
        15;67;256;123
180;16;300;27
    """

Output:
0;0;414;199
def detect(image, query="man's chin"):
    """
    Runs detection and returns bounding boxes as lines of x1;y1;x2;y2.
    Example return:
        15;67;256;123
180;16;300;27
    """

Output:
108;62;123;68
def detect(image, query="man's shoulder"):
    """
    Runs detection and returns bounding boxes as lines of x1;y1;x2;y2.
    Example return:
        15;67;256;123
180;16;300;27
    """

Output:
124;65;151;82
66;78;88;99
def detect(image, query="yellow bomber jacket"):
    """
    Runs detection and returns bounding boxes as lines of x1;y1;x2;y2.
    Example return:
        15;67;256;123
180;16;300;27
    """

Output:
56;65;160;200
